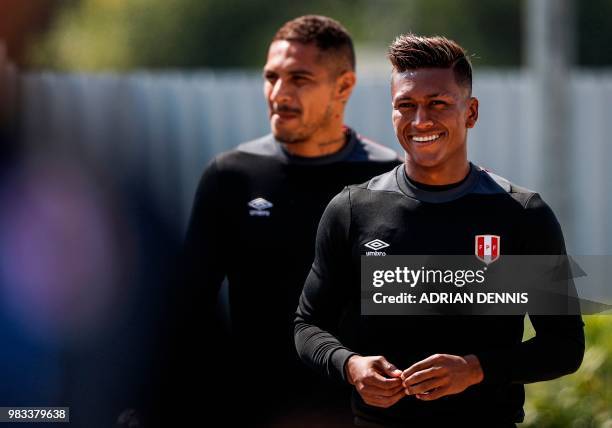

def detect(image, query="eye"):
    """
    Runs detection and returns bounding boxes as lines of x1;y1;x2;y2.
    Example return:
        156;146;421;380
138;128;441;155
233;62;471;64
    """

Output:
396;102;416;109
264;73;278;83
292;75;310;85
430;100;447;107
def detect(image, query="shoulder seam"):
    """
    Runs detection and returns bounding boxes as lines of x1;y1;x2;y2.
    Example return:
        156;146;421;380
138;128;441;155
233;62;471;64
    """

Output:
523;192;539;209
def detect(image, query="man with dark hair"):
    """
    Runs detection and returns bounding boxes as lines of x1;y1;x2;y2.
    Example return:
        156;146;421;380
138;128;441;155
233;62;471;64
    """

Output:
179;15;400;427
387;34;473;92
295;34;584;427
272;14;355;76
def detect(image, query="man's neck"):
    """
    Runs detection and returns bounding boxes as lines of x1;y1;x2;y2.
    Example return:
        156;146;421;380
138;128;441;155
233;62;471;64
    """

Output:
282;128;347;158
282;109;348;158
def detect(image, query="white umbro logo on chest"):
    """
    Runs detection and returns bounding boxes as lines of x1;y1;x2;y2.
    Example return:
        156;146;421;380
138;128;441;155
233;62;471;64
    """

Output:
248;197;273;216
364;239;389;256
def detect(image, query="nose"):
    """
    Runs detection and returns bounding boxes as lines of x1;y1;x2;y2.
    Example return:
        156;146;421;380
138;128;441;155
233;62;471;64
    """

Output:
269;78;292;104
412;105;434;130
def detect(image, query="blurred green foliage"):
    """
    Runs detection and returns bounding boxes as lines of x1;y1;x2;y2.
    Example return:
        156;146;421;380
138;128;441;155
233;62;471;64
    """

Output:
29;0;522;70
577;0;612;67
522;315;612;427
29;0;361;70
23;0;612;70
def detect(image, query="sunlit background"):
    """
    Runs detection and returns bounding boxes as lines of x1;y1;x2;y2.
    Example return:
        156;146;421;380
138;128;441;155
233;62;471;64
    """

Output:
0;0;610;426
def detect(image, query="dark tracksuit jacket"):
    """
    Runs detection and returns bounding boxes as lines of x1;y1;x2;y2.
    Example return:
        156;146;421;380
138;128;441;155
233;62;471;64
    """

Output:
180;127;401;424
295;164;585;427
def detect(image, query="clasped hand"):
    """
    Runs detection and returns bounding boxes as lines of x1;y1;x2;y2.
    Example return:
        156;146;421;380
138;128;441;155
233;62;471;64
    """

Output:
345;353;484;408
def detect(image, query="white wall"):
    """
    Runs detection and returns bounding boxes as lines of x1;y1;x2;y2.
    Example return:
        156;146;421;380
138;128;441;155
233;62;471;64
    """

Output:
19;70;612;254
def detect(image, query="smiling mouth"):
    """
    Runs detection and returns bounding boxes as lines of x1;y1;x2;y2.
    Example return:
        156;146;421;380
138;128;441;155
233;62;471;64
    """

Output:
411;133;443;143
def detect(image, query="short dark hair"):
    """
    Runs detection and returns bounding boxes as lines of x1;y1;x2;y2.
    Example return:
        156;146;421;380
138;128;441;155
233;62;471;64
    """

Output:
388;34;472;93
272;15;355;73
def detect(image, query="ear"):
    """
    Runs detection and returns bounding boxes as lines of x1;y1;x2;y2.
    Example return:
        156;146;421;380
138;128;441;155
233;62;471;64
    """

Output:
466;97;479;128
335;70;356;103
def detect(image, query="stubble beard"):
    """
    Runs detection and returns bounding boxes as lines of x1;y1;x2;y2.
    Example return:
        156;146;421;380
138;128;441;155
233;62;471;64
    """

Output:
273;104;335;145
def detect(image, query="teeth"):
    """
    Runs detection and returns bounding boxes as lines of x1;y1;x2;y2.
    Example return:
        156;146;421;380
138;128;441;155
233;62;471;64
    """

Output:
412;134;440;142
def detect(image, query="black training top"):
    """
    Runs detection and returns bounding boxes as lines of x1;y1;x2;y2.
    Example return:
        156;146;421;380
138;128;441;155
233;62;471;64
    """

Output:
294;163;585;426
182;127;401;408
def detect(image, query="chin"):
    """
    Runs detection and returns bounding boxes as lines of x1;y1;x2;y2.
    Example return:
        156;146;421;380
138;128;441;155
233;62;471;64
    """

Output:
408;155;446;169
272;129;301;144
405;146;445;164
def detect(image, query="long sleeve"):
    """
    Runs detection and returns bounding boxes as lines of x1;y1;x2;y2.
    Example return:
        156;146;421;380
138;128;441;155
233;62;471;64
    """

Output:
168;157;228;371
182;157;227;311
155;157;229;424
476;193;585;384
294;187;357;383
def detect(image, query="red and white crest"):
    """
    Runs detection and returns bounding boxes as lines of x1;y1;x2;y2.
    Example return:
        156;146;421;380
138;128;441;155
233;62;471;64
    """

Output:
475;235;501;264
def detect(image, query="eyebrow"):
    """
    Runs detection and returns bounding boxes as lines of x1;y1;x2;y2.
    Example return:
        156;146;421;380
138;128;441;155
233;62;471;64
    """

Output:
263;68;315;76
288;69;315;76
394;92;455;101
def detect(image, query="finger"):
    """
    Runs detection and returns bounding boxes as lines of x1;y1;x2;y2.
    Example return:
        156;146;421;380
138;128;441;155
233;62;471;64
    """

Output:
365;371;403;389
364;388;407;408
381;388;408;407
403;366;446;387
401;354;441;380
359;383;405;397
405;377;447;395
374;357;402;378
416;385;449;401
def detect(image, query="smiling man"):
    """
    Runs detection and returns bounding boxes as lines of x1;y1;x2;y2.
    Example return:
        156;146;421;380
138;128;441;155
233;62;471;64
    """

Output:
178;15;400;427
295;34;585;427
391;61;477;186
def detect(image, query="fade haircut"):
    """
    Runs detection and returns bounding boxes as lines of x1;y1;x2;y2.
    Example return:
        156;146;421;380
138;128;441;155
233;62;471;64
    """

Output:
272;15;355;74
388;34;472;94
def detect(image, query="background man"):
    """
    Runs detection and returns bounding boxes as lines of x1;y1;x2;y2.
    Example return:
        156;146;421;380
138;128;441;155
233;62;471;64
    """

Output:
295;34;585;427
177;15;400;427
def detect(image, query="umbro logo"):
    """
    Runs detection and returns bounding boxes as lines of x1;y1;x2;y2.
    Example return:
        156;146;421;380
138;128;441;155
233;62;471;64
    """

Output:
248;197;273;216
365;239;389;251
364;239;389;256
249;198;273;210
